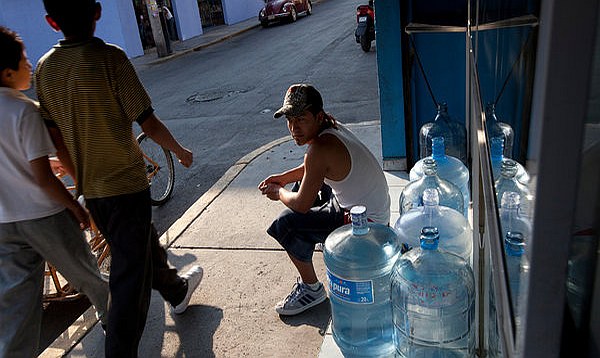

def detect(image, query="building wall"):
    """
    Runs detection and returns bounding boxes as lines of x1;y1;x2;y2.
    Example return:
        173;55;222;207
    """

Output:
0;0;143;67
172;0;203;40
222;0;263;25
0;0;260;66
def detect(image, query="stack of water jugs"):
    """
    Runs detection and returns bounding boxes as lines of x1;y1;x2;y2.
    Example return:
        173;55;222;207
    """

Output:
323;107;533;357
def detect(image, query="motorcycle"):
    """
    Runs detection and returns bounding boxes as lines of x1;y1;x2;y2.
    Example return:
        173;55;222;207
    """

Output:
354;1;375;52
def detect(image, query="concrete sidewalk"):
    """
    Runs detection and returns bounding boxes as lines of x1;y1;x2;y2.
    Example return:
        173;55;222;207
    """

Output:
40;7;410;357
42;121;407;358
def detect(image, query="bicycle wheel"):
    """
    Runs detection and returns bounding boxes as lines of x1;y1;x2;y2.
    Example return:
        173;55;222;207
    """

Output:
136;132;175;206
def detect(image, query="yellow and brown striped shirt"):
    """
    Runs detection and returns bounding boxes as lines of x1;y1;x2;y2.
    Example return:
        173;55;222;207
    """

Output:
35;37;150;198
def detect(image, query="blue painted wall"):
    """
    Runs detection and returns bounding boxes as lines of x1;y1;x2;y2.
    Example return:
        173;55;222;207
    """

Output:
222;0;263;25
408;32;466;165
375;0;407;163
0;0;143;67
173;0;203;40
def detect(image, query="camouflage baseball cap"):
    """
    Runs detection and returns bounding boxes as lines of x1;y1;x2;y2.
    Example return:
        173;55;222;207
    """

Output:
273;84;323;118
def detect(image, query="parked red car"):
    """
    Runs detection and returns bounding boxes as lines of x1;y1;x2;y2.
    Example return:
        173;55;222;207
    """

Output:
259;0;312;27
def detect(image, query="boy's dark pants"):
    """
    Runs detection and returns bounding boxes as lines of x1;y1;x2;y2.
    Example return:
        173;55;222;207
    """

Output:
86;189;187;357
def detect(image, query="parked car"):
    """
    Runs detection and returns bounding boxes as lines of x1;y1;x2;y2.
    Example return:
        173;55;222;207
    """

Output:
258;0;312;27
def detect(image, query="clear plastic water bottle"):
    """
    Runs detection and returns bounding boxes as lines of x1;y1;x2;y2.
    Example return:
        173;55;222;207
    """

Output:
419;102;468;165
486;103;514;158
499;192;531;247
394;188;472;264
324;206;401;357
400;158;465;216
490;136;530;184
495;161;533;218
411;137;470;216
504;231;529;330
391;227;476;357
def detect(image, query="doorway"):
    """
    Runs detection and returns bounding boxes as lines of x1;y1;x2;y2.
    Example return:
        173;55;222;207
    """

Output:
197;0;225;28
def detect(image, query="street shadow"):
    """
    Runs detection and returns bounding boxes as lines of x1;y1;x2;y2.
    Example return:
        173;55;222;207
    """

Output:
279;298;331;336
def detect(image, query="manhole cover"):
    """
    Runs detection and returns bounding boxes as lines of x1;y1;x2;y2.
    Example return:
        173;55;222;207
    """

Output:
186;88;251;103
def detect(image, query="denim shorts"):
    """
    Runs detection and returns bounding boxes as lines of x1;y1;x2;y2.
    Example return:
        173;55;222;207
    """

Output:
267;193;345;262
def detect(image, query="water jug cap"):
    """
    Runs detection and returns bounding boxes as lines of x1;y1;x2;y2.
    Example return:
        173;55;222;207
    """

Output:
422;188;440;207
500;159;518;178
350;206;369;235
419;226;439;250
422;158;438;176
505;231;525;256
501;191;521;209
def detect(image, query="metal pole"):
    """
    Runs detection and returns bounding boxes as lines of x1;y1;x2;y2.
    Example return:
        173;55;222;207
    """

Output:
145;0;171;57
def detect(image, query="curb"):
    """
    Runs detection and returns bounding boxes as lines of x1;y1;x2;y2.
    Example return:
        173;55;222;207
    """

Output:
159;135;291;248
139;23;261;66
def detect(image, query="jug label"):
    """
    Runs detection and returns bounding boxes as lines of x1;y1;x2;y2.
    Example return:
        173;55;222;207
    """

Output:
327;271;373;304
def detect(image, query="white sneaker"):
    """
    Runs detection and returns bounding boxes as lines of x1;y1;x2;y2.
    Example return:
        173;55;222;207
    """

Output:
275;278;327;316
171;265;203;315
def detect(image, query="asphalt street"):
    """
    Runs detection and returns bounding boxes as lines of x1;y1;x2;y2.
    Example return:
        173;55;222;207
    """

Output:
134;0;380;235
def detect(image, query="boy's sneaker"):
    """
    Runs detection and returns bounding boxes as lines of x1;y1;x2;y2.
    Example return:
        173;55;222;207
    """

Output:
171;265;204;315
275;278;327;316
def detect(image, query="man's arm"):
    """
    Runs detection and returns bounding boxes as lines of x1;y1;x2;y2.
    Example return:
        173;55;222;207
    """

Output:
259;163;305;189
30;156;90;230
140;113;193;167
261;145;328;213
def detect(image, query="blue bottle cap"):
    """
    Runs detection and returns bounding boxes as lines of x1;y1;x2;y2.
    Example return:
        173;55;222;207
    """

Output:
419;227;439;250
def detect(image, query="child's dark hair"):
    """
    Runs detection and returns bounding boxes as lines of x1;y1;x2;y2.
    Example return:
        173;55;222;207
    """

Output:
0;26;24;72
43;0;98;37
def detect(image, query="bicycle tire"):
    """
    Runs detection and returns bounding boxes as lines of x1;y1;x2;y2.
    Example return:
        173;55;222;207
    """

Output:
136;132;175;206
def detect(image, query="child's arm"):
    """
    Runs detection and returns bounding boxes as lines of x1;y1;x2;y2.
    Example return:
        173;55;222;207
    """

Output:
30;156;90;230
46;126;77;180
140;113;193;167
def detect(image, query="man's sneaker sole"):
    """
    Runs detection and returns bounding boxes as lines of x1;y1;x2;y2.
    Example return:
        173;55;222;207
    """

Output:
172;265;203;315
275;291;327;316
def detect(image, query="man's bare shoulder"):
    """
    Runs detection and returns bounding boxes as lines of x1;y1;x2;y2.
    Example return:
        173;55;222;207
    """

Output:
306;131;350;179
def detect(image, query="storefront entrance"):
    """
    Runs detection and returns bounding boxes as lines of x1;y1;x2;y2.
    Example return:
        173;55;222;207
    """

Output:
197;0;225;28
132;0;179;50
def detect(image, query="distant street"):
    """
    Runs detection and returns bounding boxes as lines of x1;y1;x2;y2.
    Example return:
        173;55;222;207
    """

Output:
40;0;379;353
135;0;379;234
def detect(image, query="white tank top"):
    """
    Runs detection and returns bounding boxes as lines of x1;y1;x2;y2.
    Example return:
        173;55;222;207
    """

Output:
321;124;390;224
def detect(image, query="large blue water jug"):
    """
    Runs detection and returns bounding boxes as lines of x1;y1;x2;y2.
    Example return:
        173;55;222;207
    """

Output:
394;188;473;265
391;227;476;357
324;206;401;357
419;103;468;165
409;139;469;218
401;158;464;216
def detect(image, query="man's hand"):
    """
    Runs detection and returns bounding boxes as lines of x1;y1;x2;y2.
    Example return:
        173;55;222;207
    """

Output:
69;201;90;230
175;147;193;168
259;182;282;201
49;157;67;177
